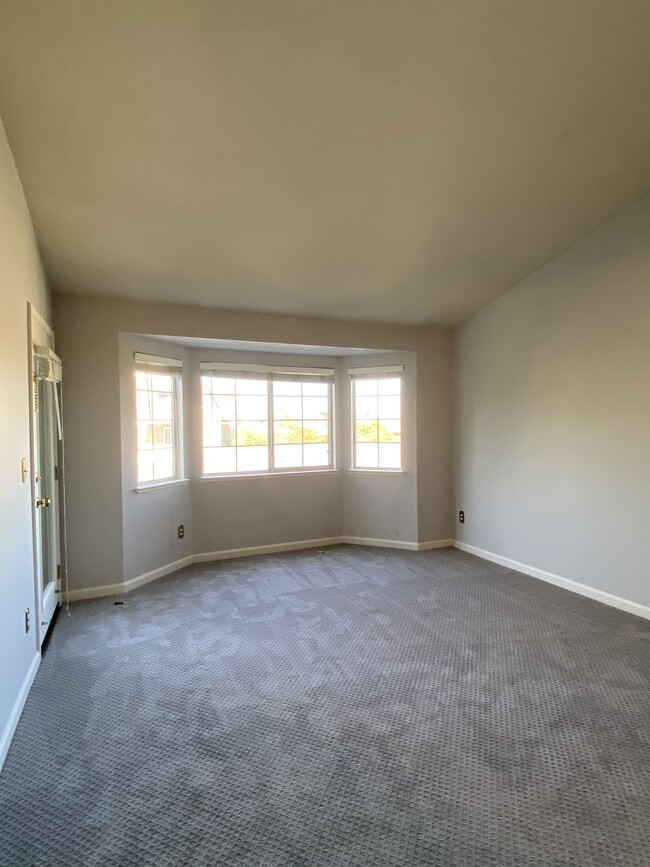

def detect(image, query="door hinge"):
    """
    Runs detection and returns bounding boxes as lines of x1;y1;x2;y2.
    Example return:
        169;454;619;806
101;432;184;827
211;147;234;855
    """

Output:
57;563;61;583
54;465;59;481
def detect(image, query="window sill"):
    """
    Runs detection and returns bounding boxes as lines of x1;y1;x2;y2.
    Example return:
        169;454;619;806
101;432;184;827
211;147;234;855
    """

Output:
348;468;405;475
201;469;339;481
134;479;190;493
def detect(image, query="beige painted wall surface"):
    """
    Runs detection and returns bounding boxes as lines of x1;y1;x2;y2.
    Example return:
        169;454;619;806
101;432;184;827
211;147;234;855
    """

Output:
54;295;453;590
52;300;124;590
119;334;193;582
188;347;345;557
0;119;50;755
416;337;454;543
341;353;419;543
454;195;650;609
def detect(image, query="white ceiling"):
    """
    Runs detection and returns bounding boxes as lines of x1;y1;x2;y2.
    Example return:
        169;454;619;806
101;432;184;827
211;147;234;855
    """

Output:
0;1;649;325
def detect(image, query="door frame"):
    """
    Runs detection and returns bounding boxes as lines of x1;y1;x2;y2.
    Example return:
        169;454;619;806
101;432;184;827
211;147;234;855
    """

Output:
27;303;66;650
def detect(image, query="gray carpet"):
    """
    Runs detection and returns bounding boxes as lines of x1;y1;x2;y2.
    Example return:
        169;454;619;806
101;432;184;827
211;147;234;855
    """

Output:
1;546;649;866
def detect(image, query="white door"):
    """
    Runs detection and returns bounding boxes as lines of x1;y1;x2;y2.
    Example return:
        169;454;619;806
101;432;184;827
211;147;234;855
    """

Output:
34;375;61;632
29;306;64;648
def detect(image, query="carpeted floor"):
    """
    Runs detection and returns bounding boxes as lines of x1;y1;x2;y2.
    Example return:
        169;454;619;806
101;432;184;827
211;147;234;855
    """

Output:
1;546;649;866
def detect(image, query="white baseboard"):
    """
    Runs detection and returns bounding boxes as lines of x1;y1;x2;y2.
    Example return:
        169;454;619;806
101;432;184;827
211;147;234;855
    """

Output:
417;538;455;551
341;536;454;551
193;537;344;563
66;536;456;601
0;653;40;774
67;539;344;600
342;535;419;550
66;581;126;602
455;541;650;621
124;555;195;592
66;555;196;601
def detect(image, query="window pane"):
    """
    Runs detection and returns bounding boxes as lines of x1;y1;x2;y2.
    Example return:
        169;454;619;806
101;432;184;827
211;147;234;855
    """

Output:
237;395;268;420
274;421;303;444
236;378;267;395
204;419;236;448
378;377;401;395
200;374;332;477
204;447;236;474
303;420;328;443
152;422;174;447
237;446;269;472
151;392;173;421
354;379;377;397
137;421;153;450
352;375;401;470
136;371;169;391
355;395;377;420
236;421;268;446
137;452;154;482
149;373;172;391
302;381;328;397
136;370;151;390
302;396;328;419
274;444;303;468
356;421;378;443
136;391;152;419
378;420;400;443
303;443;329;466
378;396;400;419
273;396;302;420
152;448;174;480
136;370;180;484
222;421;237;446
273;380;301;396
356;443;379;468
204;394;235;419
378;443;401;469
204;376;236;394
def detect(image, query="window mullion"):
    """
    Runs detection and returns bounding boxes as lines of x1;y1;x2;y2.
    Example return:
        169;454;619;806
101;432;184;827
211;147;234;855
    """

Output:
268;378;274;472
351;380;356;468
300;383;305;468
234;379;239;473
173;377;178;478
329;383;333;468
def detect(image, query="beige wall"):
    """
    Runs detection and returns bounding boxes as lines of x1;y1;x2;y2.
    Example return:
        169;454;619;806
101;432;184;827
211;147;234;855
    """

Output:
454;194;650;610
187;346;346;560
0;119;50;763
341;352;419;543
119;334;194;581
54;295;454;591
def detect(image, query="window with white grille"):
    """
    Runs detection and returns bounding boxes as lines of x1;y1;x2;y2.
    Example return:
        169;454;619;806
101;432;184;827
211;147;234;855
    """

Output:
134;354;183;484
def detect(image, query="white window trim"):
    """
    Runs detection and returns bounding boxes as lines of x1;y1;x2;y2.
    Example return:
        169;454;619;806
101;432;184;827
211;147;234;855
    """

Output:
350;369;403;472
200;362;334;378
347;364;403;377
347;468;405;475
134;354;184;486
135;478;190;493
200;367;335;476
201;469;340;481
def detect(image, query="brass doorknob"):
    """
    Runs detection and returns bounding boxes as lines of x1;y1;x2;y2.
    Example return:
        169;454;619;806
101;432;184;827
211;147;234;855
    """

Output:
36;497;51;508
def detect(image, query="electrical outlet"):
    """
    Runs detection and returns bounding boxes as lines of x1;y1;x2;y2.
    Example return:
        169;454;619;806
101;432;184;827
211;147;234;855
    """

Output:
177;524;185;540
459;510;465;524
25;608;30;633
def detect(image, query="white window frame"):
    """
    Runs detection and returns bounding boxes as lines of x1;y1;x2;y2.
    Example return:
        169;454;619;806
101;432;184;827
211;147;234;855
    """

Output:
349;365;403;472
134;353;184;488
200;363;336;477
